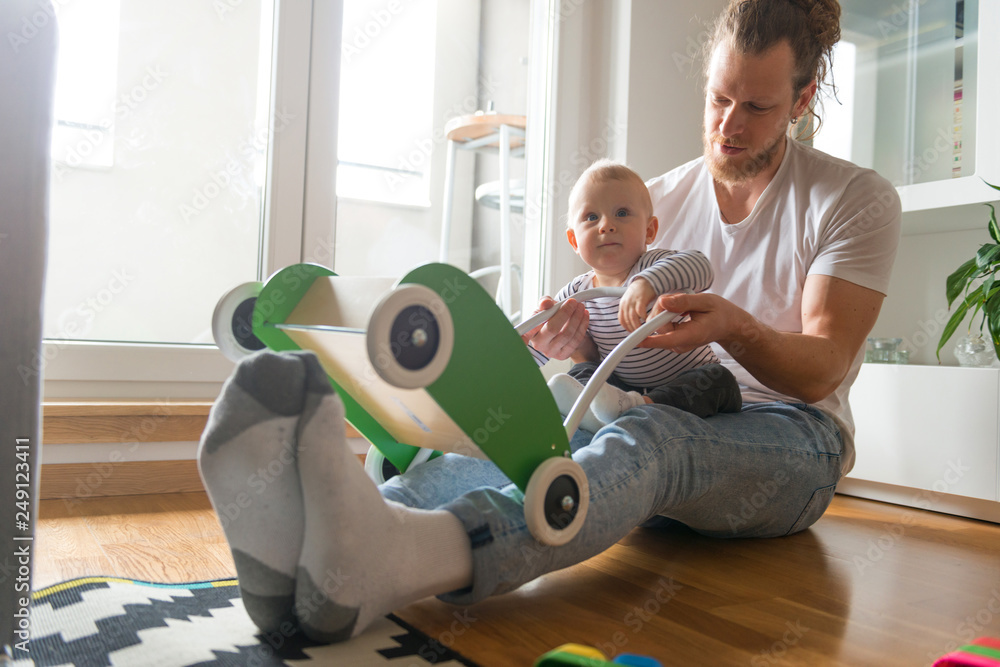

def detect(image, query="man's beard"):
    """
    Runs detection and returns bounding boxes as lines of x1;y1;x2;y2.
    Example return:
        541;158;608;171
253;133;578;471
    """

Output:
703;130;783;186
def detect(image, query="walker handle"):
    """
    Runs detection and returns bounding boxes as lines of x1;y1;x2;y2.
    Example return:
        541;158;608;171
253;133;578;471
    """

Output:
513;287;626;337
561;308;685;440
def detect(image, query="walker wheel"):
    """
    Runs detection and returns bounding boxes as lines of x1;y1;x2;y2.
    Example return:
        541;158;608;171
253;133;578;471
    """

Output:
363;445;400;484
524;457;589;546
212;282;267;361
366;284;454;389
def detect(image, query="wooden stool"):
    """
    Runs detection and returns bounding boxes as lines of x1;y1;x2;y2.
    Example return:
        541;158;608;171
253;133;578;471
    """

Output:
440;112;527;319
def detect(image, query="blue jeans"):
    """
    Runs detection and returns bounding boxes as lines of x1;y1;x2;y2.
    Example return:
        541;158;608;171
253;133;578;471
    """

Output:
379;401;842;605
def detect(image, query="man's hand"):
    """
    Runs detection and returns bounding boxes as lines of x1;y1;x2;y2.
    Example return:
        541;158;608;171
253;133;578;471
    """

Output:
619;278;656;332
521;296;596;362
640;276;885;404
639;292;738;352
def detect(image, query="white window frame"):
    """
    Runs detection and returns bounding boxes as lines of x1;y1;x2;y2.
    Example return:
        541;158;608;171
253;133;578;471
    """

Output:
521;0;561;311
41;0;560;400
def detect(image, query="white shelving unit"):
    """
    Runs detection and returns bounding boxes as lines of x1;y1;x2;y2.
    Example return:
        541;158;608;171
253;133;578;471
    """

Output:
815;0;1000;219
826;1;1000;522
893;0;1000;214
842;364;1000;522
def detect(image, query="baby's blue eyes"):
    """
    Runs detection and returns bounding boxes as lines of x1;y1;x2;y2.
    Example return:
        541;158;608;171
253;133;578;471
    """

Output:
584;209;629;222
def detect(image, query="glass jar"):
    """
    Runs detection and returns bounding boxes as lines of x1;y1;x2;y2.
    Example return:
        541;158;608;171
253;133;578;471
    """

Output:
866;337;903;364
953;333;996;367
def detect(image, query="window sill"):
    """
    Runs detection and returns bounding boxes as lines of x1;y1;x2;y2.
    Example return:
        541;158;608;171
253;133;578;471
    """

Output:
336;194;432;211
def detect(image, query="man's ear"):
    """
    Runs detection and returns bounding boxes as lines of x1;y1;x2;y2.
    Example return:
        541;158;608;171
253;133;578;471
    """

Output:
566;227;580;253
645;216;659;244
794;79;818;119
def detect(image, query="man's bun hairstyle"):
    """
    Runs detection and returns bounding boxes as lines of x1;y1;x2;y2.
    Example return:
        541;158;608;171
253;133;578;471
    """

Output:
706;0;842;137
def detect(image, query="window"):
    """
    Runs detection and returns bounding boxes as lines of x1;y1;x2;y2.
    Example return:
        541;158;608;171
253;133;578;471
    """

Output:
337;0;436;206
50;0;120;171
44;0;275;346
40;0;557;399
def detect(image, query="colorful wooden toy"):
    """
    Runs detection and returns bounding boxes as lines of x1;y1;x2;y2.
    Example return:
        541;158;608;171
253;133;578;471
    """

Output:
213;263;682;546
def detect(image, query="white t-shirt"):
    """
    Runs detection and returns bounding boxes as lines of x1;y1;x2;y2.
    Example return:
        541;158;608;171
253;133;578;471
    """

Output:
646;139;902;474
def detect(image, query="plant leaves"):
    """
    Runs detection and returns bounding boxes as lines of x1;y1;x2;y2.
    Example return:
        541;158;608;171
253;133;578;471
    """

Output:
942;185;1000;359
938;285;990;361
945;257;980;307
988;300;1000;362
971;286;1000;337
980;284;1000;317
985;285;1000;344
938;297;971;361
976;243;1000;270
983;274;997;308
988;204;1000;244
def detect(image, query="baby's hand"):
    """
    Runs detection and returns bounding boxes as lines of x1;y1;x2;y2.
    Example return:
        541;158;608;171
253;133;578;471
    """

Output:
619;278;656;332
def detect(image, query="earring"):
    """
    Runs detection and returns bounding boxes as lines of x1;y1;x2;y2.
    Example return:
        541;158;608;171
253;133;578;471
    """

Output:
790;117;799;125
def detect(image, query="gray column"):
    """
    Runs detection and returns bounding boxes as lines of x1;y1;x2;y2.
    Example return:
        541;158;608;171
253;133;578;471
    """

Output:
0;0;57;659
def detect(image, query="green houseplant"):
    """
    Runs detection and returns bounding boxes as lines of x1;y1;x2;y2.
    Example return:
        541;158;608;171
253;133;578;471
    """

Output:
937;182;1000;363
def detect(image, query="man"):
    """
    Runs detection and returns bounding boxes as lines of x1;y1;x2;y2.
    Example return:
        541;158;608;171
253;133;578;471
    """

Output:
198;0;901;643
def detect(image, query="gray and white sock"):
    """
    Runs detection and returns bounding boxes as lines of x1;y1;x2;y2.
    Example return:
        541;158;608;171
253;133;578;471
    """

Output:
198;350;329;633
292;354;473;642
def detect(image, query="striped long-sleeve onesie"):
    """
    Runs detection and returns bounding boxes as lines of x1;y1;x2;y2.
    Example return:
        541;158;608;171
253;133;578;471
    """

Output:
531;248;720;389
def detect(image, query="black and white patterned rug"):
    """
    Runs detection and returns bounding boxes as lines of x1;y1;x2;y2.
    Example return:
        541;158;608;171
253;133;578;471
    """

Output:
13;577;479;667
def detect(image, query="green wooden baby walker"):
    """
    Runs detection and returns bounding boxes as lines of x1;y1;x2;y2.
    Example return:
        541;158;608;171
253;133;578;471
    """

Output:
212;262;683;546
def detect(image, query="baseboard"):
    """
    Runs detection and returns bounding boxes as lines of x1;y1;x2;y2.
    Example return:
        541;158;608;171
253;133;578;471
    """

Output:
837;477;1000;524
40;460;205;500
42;400;362;444
40;400;366;499
40;454;370;500
43;400;214;445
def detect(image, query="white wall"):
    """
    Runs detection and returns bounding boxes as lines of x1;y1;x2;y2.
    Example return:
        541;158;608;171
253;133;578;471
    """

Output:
542;0;728;294
623;0;728;179
541;0;623;295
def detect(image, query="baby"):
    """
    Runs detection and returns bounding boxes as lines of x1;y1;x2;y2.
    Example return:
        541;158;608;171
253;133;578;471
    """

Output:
531;159;741;431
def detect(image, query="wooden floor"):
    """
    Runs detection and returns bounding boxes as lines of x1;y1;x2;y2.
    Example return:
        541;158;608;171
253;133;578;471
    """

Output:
34;491;1000;666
